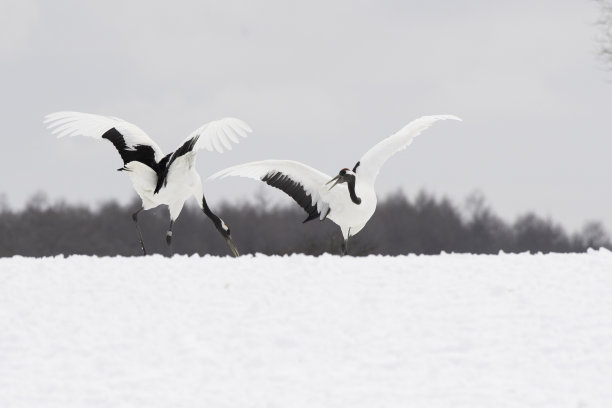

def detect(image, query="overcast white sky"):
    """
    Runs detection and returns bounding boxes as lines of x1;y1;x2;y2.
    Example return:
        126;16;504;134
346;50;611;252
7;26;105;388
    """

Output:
1;0;611;232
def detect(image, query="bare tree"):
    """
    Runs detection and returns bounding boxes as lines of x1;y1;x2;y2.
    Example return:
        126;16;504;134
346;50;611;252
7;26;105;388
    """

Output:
581;221;611;249
596;0;612;68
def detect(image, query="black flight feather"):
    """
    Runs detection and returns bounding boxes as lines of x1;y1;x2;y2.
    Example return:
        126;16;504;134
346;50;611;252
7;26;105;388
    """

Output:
101;127;158;171
154;135;200;194
261;171;326;223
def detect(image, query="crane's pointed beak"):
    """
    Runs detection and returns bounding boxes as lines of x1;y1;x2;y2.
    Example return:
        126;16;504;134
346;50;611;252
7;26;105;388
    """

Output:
326;174;342;190
225;235;240;257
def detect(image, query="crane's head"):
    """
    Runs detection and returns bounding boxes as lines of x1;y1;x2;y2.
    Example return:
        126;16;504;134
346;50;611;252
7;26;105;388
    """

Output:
326;168;356;191
214;217;240;257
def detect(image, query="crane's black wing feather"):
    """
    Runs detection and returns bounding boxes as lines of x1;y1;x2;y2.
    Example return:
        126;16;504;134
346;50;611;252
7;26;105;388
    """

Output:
261;171;325;223
102;128;159;172
153;135;200;194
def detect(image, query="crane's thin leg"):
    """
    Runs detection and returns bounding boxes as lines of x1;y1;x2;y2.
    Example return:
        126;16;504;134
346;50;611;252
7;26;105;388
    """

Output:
132;208;147;255
166;220;174;257
341;228;352;256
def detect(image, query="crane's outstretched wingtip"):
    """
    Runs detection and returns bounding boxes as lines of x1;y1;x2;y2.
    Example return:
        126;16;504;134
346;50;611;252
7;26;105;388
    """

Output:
436;114;462;122
225;117;253;134
207;161;263;181
207;168;229;181
412;114;462;126
239;121;253;133
43;112;63;125
43;111;78;123
43;112;70;136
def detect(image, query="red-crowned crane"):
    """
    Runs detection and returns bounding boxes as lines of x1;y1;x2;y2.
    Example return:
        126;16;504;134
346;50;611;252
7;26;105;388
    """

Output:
45;111;252;257
210;115;460;255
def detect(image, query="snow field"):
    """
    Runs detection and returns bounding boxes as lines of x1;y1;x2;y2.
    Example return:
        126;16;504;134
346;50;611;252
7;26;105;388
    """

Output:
1;250;612;407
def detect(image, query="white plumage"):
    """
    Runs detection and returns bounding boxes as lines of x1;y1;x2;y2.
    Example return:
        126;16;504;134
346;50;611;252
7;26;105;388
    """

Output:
45;111;252;256
210;115;461;255
45;112;165;159
45;111;250;155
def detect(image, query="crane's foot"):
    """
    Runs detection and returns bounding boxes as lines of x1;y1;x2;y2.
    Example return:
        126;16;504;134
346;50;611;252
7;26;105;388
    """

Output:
166;231;174;257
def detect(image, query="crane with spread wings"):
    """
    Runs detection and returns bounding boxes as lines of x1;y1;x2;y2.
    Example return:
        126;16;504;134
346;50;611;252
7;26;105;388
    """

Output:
210;115;460;255
45;111;252;257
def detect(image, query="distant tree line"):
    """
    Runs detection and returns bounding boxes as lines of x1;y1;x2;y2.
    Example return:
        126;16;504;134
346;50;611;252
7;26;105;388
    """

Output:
0;190;609;257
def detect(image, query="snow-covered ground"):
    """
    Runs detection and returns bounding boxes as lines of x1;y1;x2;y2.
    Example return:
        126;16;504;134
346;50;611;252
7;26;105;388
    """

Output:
1;251;611;408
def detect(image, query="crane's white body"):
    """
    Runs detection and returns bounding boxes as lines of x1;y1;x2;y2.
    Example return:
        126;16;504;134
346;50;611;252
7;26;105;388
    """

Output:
210;115;461;242
124;157;203;220
331;180;377;238
327;181;377;238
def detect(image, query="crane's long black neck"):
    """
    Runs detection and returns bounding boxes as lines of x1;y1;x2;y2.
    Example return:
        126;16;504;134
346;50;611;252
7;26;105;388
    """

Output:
202;195;221;226
201;195;238;257
347;177;361;205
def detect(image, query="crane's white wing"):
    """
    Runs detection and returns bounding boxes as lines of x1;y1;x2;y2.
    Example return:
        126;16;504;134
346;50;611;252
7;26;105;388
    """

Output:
357;115;461;183
178;117;252;154
44;111;165;168
151;117;252;194
210;160;342;222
